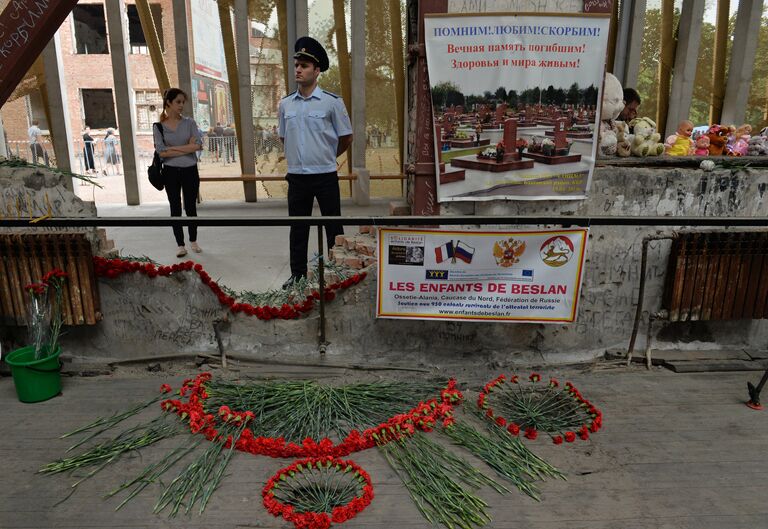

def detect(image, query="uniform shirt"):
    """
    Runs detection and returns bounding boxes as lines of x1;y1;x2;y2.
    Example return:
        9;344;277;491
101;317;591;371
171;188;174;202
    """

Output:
152;116;202;168
278;86;352;174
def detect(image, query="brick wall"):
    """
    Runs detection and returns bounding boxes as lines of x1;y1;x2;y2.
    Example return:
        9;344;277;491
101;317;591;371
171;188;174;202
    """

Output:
1;0;178;153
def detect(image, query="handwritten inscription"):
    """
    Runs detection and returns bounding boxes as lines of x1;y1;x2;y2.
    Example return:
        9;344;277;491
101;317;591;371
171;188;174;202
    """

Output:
0;1;51;63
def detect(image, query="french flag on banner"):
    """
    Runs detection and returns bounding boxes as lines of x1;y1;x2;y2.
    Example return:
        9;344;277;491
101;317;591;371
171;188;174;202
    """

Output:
454;240;475;263
434;241;454;263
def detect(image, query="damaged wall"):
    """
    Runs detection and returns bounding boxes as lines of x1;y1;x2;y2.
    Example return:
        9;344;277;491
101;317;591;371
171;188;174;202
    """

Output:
53;163;768;367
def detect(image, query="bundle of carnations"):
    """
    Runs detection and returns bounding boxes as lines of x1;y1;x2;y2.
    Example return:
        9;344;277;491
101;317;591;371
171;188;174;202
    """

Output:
477;373;603;445
5;269;69;402
262;457;374;529
92;256;366;320
160;374;463;458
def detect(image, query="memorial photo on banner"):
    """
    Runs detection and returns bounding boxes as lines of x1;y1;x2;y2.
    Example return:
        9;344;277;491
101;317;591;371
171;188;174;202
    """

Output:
425;13;610;201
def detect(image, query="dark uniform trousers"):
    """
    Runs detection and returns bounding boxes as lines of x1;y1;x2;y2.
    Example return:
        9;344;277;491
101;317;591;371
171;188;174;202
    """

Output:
287;171;343;277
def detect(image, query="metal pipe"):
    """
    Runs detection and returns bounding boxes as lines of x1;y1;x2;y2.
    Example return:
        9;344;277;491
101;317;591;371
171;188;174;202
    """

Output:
627;234;676;365
317;225;327;352
2;217;768;229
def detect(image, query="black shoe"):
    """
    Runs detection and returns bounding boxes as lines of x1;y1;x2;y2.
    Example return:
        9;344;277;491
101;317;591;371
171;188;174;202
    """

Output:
281;274;305;290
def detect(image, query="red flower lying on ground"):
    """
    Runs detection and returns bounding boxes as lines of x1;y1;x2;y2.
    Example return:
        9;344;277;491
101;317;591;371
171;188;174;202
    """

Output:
160;374;464;459
262;456;374;529
477;373;603;445
93;256;366;321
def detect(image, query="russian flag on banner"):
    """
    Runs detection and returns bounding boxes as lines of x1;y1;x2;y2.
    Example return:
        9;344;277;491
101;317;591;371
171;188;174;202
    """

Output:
434;241;454;263
454;241;475;263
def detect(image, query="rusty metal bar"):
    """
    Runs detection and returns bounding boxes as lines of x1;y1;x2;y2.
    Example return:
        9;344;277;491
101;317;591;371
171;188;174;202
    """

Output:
317;225;327;353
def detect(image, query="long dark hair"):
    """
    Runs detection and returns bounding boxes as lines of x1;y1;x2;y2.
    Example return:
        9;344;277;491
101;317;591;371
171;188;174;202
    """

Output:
160;88;188;121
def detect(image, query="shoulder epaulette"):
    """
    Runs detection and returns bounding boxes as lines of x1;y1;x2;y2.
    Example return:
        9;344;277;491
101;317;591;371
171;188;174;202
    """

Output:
322;90;339;99
281;90;297;99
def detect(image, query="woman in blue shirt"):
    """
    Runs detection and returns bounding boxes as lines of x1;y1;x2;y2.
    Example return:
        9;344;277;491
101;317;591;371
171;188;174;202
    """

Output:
153;88;203;258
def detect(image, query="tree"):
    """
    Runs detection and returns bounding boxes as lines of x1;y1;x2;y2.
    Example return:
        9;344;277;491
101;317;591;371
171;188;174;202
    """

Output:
494;86;507;101
567;83;580;105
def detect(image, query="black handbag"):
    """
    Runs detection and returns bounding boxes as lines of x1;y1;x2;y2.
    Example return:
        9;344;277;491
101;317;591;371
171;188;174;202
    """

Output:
148;122;165;191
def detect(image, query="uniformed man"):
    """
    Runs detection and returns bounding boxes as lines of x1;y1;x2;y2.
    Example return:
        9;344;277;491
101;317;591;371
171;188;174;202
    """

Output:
279;36;353;288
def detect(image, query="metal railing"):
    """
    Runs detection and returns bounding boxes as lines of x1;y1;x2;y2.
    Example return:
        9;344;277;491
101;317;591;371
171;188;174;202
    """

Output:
2;214;768;353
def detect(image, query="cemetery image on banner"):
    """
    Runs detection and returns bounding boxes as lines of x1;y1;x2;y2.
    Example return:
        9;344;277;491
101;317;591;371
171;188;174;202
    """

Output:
425;13;610;201
377;228;588;323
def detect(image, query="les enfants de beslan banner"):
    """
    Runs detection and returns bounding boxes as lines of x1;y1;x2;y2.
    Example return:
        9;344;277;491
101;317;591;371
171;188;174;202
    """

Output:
376;228;589;324
424;14;610;202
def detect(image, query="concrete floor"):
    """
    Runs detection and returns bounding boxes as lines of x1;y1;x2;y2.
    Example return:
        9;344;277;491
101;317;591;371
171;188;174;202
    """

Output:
1;363;766;528
97;198;390;292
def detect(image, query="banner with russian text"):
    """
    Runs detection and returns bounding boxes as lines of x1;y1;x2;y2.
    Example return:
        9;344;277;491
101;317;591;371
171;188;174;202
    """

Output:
376;228;588;323
424;13;610;201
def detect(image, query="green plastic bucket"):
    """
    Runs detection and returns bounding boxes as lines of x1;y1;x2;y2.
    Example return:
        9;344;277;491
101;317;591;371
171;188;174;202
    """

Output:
4;345;62;403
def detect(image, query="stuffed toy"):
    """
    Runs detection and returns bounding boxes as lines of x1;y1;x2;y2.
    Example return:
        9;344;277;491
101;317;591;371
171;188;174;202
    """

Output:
614;120;632;157
665;120;694;156
747;135;768;156
707;125;729;156
726;124;752;156
629;117;664;157
694;135;710;156
598;73;624;156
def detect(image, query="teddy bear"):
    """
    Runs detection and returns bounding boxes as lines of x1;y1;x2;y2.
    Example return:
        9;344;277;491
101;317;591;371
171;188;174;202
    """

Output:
694;135;710;156
628;117;665;156
747;135;768;156
664;120;694;156
598;73;624;156
726;124;752;156
706;125;729;156
614;120;632;157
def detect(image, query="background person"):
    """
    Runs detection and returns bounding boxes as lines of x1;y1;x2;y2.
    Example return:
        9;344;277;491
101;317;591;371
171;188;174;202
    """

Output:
278;36;353;288
28;119;49;166
103;128;120;175
153;88;204;258
82;127;96;174
619;87;641;123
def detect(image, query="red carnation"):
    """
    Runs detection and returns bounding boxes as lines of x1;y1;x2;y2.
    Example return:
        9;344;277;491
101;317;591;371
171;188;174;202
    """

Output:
564;431;576;442
495;416;507;427
552;435;563;445
507;423;520;435
160;383;172;393
529;372;541;382
524;427;538;440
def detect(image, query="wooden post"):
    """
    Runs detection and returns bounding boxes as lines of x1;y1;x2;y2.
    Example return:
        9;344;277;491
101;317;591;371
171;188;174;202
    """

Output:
606;0;620;73
351;0;369;205
136;0;170;94
234;0;257;201
389;0;405;165
105;0;142;206
0;1;79;107
217;3;244;172
332;0;353;174
173;0;194;116
656;0;674;135
277;1;291;94
41;33;75;190
666;0;705;138
710;0;730;125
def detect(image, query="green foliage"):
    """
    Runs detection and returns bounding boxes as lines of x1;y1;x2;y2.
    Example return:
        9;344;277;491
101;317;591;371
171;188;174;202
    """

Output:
638;7;767;130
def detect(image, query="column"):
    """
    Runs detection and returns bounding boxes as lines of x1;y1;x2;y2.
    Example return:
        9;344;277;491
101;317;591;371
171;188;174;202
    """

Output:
41;32;74;191
623;0;646;89
173;0;194;115
234;0;257;201
351;0;368;205
286;0;297;93
721;0;764;125
105;0;141;206
665;0;705;137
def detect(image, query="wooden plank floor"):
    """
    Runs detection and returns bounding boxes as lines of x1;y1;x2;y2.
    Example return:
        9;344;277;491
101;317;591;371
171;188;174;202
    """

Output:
1;365;767;529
